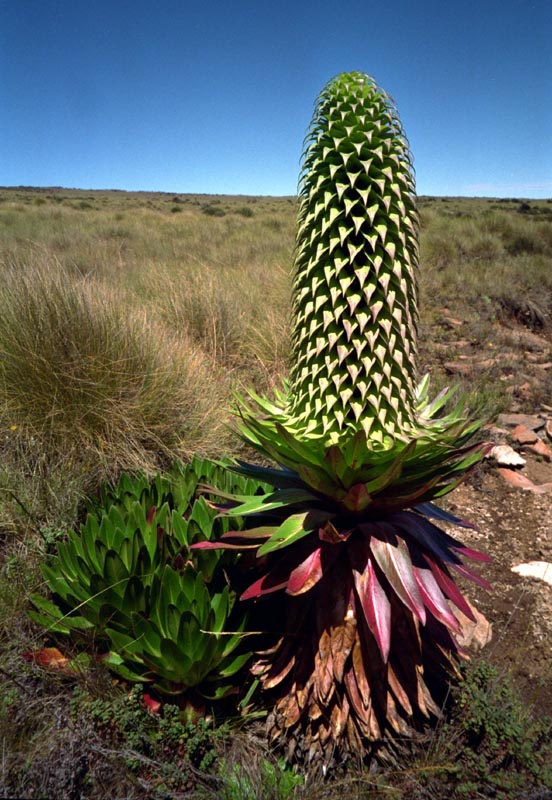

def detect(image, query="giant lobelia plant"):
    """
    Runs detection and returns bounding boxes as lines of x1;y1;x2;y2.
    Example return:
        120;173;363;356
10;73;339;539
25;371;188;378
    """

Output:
197;72;491;763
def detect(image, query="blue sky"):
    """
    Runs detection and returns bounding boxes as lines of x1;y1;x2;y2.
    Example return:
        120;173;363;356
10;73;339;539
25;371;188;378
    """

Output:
1;0;551;197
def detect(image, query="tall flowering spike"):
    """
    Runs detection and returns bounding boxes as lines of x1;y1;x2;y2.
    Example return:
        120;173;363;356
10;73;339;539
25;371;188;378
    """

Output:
288;72;420;443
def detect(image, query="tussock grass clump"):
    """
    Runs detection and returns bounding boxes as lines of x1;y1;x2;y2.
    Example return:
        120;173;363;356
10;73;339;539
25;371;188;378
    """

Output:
128;260;291;391
0;260;231;528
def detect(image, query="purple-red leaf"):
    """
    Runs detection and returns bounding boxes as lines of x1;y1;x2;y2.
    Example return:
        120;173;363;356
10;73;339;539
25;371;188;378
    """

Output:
453;545;492;563
241;571;289;600
413;565;461;633
143;693;162;714
220;527;274;540
423;554;476;621
353;558;391;662
450;562;493;590
370;530;426;624
287;547;323;595
191;540;259;551
342;483;372;512
318;520;352;544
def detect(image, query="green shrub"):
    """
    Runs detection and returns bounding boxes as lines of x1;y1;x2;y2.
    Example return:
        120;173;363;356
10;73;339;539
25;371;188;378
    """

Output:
202;204;226;217
437;661;552;796
235;206;254;218
70;684;225;784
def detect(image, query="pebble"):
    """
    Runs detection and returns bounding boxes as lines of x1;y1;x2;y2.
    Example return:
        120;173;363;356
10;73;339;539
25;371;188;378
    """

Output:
525;439;552;462
511;561;552;586
497;413;546;431
487;445;526;467
510;424;538;445
497;468;552;494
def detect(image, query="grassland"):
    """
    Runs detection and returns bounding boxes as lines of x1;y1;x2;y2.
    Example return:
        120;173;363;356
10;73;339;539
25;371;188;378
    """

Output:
0;187;551;798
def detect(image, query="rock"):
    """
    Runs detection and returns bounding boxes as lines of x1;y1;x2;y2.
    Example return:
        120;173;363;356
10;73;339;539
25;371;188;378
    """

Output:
477;358;501;369
525;439;552;462
512;561;552;586
444;361;472;376
487;445;526;467
497;413;545;431
439;313;464;328
506;329;550;351
433;340;470;352
510;424;538;445
454;601;492;650
497;468;552;493
546;420;552;443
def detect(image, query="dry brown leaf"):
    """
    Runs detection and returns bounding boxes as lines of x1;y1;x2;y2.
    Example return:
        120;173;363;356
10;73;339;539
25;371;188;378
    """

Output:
344;664;367;719
262;652;296;690
330;614;357;683
387;662;413;716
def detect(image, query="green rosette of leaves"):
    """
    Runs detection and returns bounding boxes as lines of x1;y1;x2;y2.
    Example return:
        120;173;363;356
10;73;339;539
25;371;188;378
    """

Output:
30;457;267;706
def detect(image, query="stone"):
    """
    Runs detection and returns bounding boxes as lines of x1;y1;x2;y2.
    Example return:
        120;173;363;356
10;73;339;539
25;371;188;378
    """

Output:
487;445;526;467
512;561;552;586
546;420;552;443
497;468;552;494
439;313;464;328
454;601;492;650
510;424;538;445
507;329;549;351
497;413;545;431
525;439;552;462
444;361;472;376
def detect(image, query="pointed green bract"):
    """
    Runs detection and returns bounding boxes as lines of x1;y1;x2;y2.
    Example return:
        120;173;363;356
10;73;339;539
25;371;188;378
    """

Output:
236;71;483;459
289;72;419;442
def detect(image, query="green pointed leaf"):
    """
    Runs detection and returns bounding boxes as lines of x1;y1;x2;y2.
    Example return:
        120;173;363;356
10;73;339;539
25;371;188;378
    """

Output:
257;511;320;556
228;487;316;517
217;651;252;678
103;550;130;592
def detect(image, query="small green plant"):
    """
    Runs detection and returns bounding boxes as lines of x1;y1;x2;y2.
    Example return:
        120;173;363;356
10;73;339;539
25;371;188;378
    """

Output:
202;203;226;217
406;661;552;798
30;457;267;705
71;683;224;778
453;662;552;784
218;758;304;800
235;206;254;218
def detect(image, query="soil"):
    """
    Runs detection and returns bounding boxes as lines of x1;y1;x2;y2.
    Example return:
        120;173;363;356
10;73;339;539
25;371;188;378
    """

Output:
442;418;552;718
